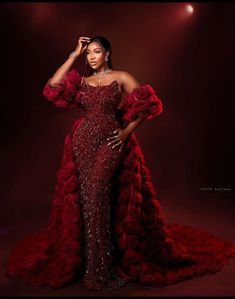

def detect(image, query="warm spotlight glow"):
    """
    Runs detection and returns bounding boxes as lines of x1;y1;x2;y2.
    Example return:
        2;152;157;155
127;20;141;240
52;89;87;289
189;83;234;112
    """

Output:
186;4;194;13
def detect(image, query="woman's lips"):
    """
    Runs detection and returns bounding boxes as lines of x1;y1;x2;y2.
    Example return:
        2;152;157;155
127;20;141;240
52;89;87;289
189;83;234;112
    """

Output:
91;62;97;65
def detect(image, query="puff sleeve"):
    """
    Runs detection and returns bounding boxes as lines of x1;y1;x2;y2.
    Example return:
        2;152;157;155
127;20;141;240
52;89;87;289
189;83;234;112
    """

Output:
120;84;163;123
42;69;83;109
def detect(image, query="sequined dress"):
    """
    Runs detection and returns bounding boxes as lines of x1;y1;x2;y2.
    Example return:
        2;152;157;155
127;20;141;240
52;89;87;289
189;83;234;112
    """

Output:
5;69;235;291
71;78;128;290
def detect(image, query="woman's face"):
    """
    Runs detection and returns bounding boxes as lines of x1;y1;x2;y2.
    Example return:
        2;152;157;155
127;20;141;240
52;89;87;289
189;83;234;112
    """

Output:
86;41;108;70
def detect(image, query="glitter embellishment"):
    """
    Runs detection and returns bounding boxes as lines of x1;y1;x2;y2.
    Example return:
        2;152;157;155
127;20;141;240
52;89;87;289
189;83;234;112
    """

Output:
72;80;126;290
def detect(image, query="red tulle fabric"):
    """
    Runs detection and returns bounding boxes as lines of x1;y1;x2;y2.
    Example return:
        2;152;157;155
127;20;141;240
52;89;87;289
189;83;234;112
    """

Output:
5;69;235;289
121;84;163;122
42;69;83;109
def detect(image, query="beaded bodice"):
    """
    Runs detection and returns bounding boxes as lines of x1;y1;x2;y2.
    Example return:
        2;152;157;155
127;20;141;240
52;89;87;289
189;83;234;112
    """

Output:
79;79;121;118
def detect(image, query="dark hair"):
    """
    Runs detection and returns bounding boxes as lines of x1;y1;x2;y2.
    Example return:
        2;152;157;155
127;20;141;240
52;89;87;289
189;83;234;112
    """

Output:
85;36;113;76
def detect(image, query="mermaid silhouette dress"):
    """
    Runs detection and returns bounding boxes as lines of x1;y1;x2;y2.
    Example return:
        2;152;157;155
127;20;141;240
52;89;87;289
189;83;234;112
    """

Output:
5;69;235;290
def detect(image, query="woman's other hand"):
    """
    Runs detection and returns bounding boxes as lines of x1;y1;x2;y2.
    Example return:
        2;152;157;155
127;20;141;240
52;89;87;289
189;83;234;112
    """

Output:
107;128;130;152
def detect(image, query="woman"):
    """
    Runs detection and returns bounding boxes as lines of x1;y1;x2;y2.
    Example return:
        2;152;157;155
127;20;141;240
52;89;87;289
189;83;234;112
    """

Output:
5;36;235;291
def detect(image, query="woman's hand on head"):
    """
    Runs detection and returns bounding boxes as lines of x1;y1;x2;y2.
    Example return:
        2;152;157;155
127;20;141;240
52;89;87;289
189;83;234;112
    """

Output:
74;36;91;56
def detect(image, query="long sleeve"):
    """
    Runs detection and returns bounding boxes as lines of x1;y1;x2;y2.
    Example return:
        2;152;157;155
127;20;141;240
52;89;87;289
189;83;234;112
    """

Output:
42;69;83;109
119;84;163;123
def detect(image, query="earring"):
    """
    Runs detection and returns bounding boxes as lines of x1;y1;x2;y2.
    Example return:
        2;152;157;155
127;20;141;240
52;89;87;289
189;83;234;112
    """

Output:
105;56;108;61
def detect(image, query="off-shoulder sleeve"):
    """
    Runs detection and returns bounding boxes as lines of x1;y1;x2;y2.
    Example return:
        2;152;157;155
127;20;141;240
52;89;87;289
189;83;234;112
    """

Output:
119;84;163;123
42;68;83;109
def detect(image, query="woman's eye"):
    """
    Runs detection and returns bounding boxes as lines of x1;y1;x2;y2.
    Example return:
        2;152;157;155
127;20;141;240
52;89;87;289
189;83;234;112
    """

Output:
86;51;101;55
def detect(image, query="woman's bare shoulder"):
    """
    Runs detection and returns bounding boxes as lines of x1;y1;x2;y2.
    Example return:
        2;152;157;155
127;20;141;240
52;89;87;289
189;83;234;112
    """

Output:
114;70;140;92
114;70;138;82
113;69;131;78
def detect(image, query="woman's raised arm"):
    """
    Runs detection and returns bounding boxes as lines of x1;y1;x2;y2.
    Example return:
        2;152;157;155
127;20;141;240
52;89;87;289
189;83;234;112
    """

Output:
49;36;90;86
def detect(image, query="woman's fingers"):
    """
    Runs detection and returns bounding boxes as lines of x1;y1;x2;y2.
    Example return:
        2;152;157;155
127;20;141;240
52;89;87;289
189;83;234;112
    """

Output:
107;139;119;146
107;137;123;146
79;36;90;40
119;144;124;152
107;129;121;140
107;128;123;148
107;134;119;141
111;140;123;149
79;37;90;43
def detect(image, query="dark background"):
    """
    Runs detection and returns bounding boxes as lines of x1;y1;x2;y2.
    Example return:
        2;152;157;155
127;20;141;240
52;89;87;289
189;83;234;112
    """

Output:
1;2;235;296
0;2;234;229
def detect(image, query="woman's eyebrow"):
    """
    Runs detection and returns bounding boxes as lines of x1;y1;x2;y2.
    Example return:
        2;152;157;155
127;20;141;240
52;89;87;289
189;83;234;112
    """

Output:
86;47;102;52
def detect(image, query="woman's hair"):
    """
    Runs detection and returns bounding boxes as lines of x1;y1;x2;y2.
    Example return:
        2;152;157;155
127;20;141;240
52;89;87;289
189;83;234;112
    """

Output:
85;36;113;76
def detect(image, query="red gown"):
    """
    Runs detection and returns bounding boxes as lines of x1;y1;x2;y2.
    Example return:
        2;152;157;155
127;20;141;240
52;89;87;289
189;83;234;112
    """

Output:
5;69;235;290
